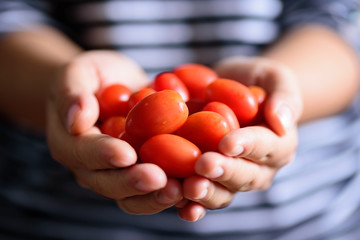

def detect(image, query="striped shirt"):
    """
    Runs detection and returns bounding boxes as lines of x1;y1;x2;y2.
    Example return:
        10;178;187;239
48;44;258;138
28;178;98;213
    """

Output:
0;1;360;239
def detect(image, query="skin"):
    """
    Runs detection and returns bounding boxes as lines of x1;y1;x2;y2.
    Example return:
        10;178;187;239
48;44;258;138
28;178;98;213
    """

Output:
0;23;359;222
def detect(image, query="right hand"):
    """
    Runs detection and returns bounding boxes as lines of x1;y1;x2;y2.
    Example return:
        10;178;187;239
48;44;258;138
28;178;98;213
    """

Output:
46;50;183;214
178;56;303;221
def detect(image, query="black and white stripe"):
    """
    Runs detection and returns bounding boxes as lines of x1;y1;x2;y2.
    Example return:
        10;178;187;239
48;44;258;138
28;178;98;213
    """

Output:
1;0;360;239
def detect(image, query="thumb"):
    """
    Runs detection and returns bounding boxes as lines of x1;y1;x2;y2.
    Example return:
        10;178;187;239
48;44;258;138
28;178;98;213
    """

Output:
51;55;100;135
214;56;303;136
259;63;303;136
51;51;150;135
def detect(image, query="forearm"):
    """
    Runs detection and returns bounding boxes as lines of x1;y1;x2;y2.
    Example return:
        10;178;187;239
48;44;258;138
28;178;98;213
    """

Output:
263;25;360;123
0;26;82;133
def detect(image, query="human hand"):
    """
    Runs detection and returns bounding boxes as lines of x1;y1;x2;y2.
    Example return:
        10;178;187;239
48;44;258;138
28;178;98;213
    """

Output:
46;50;183;214
178;57;303;221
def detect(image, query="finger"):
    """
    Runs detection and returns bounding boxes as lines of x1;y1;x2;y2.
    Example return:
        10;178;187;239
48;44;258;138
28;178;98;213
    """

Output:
47;99;137;170
195;152;276;192
214;56;303;135
116;178;182;215
218;126;297;167
183;175;233;210
75;163;168;200
52;55;101;135
177;202;207;222
52;51;149;135
259;65;303;136
214;56;267;86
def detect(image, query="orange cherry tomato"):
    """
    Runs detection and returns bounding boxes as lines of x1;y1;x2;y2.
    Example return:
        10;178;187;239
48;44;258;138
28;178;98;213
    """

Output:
153;72;190;102
202;101;240;130
100;116;126;138
125;90;189;140
176;111;230;152
139;134;201;178
98;84;131;120
205;78;258;125
127;88;156;110
173;63;217;100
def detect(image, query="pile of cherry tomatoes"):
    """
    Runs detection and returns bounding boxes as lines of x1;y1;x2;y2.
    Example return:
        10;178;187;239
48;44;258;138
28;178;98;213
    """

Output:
97;63;266;178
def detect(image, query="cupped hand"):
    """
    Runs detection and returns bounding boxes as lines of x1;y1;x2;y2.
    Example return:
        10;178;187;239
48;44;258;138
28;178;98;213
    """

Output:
46;50;183;215
178;57;303;221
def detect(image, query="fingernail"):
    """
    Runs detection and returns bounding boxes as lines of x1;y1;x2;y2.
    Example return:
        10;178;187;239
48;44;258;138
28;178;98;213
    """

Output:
195;188;208;200
134;180;149;192
276;104;293;134
195;207;206;221
207;166;224;179
109;157;128;168
227;145;244;157
110;156;135;168
67;104;81;133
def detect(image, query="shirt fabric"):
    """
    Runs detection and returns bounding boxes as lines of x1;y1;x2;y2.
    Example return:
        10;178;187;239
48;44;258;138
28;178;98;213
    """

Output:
0;0;360;239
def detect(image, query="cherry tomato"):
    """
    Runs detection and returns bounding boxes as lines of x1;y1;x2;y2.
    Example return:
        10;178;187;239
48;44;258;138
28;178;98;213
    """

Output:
173;63;217;100
176;111;230;152
202;101;240;130
139;134;201;178
247;85;267;126
205;78;258;125
128;88;156;110
98;84;131;120
100;116;126;138
153;72;190;102
186;98;206;115
125;90;189;140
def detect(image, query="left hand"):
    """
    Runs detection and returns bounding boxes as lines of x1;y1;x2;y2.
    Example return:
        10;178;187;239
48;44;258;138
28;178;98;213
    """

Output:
177;57;303;221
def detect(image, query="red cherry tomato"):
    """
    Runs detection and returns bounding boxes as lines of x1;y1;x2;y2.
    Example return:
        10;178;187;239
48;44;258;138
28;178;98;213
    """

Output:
100;116;126;138
205;78;258;125
202;101;240;130
176;111;230;152
128;88;156;110
153;72;190;102
247;85;267;126
173;63;217;100
98;84;131;120
139;134;201;178
125;90;189;140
